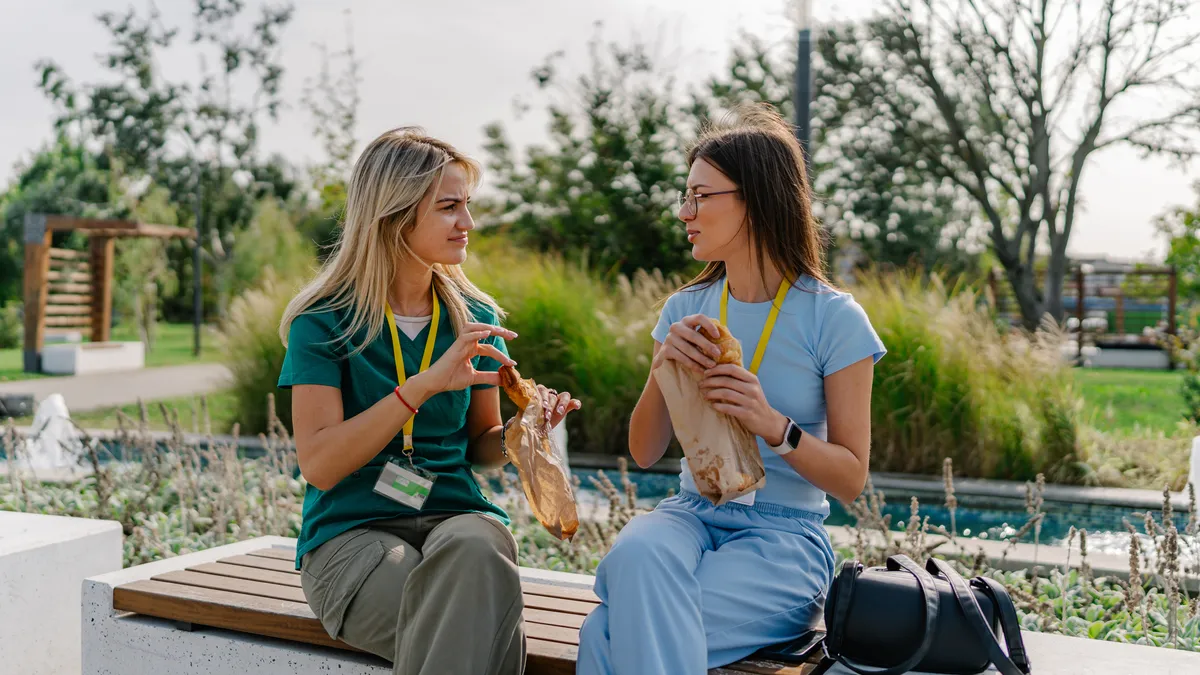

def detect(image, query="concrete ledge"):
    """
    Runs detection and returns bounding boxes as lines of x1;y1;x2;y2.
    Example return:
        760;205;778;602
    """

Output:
1;512;123;675
81;537;591;675
84;535;1200;674
42;341;145;375
869;471;1188;512
82;536;393;675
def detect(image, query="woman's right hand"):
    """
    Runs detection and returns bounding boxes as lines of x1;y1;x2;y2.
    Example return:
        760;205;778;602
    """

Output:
414;322;518;397
651;314;723;374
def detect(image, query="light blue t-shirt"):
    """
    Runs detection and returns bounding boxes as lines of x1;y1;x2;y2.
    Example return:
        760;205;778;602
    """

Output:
652;275;886;518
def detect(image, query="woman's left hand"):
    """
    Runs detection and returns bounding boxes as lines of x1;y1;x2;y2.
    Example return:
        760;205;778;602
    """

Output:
699;364;785;443
536;384;582;429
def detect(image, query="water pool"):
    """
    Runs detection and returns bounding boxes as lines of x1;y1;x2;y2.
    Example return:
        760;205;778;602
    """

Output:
540;466;1193;557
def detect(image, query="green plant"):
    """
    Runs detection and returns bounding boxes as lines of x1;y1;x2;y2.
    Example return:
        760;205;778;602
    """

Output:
222;272;300;435
1159;309;1200;423
481;27;694;278
467;240;676;458
2;408;1197;650
0;302;21;349
855;271;1086;482
224;199;316;306
1;405;301;566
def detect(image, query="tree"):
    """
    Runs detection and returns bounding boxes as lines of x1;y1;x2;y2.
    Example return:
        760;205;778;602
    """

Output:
297;9;361;254
483;29;692;278
1156;181;1200;314
32;0;295;321
815;0;1200;329
695;32;980;277
0;137;120;304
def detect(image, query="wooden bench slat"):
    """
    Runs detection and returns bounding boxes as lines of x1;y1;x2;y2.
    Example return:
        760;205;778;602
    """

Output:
527;639;577;675
117;546;811;674
247;547;296;561
521;593;596;616
112;579;354;652
523;607;585;630
521;581;600;604
188;562;303;588
523;620;581;646
153;570;306;604
220;554;299;574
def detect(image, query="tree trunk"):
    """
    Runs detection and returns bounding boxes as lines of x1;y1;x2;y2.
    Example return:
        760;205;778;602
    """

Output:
1044;241;1069;325
1005;262;1045;331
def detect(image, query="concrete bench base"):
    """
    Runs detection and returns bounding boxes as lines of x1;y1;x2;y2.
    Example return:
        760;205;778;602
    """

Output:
83;536;1200;675
1;512;123;675
42;340;145;375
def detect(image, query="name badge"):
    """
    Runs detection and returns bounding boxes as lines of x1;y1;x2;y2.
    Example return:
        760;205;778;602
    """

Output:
374;458;436;510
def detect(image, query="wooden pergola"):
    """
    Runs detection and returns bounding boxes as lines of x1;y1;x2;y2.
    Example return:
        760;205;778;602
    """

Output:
22;214;195;373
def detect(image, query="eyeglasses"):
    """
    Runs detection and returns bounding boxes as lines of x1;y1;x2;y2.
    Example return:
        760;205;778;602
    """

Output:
677;188;739;215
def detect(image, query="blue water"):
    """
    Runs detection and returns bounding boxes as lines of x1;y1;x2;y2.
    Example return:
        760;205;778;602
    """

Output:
533;466;1192;556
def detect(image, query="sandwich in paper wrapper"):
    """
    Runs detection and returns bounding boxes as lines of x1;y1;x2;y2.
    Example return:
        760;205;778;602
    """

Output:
499;365;579;540
653;319;765;505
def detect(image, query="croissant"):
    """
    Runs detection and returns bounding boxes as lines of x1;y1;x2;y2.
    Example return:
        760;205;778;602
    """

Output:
499;365;538;410
704;322;743;366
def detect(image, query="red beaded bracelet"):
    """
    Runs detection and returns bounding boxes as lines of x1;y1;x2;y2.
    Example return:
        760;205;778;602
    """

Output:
394;386;418;415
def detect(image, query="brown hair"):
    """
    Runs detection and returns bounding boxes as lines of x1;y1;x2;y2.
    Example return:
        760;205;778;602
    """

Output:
679;103;830;298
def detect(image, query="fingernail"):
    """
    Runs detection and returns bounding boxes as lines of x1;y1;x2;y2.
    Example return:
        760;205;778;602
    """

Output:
557;406;565;414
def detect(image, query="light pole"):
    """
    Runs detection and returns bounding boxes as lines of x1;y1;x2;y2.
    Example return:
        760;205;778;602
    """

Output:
794;0;813;173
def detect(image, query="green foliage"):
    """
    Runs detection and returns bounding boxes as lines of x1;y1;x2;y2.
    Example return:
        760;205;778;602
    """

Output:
482;30;693;278
222;272;304;435
1157;181;1200;313
112;187;182;350
0;303;21;350
855;271;1085;482
0;136;118;304
27;0;297;321
3;421;1196;651
809;1;1200;328
466;240;674;458
224;199;317;309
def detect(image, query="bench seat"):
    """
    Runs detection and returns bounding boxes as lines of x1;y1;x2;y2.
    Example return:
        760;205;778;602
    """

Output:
110;545;816;675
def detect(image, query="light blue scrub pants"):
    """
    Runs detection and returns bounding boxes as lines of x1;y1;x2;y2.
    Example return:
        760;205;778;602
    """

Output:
577;491;835;674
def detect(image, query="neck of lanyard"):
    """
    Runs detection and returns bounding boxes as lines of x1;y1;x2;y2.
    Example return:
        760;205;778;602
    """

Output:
385;291;440;455
720;276;790;375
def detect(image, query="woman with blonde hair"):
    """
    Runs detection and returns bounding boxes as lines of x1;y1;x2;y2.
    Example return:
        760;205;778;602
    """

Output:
278;127;580;675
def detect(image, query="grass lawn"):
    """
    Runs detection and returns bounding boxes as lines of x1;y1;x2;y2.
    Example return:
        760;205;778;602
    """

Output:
0;322;223;382
8;388;241;434
1072;367;1188;435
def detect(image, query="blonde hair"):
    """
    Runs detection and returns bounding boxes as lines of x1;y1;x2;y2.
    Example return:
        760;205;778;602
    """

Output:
279;127;504;352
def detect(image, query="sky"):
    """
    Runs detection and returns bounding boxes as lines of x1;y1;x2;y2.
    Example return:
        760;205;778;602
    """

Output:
0;0;1194;261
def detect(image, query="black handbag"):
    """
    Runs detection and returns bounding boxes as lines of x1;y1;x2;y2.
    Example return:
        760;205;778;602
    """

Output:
816;554;1032;675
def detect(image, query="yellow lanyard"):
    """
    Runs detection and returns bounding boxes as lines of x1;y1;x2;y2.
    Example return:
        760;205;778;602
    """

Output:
720;277;790;375
385;291;440;454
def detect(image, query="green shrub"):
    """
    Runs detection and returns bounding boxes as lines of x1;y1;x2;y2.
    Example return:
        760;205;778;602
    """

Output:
1159;308;1200;423
223;272;300;435
0;302;21;349
467;239;675;458
855;272;1085;482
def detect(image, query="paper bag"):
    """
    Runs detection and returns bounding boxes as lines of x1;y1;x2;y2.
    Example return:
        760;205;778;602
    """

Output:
500;366;579;540
653;321;765;505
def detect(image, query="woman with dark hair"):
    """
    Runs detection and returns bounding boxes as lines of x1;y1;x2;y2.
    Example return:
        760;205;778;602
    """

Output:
576;104;886;674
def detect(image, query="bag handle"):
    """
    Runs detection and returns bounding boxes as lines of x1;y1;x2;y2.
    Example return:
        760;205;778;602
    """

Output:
830;555;941;675
972;575;1032;674
926;559;1032;675
824;559;862;656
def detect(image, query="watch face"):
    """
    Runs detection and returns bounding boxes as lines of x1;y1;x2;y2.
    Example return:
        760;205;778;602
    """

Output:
786;422;803;448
